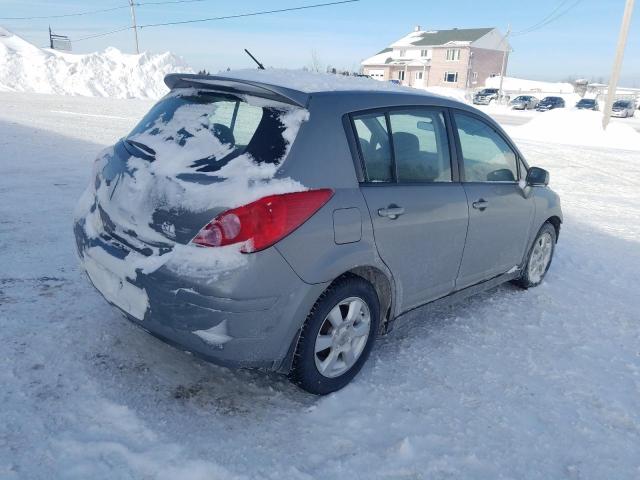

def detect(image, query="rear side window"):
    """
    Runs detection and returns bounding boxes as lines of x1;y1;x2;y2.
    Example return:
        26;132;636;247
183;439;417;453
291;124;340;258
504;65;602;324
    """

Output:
454;112;518;182
127;91;294;172
352;108;452;183
389;110;451;182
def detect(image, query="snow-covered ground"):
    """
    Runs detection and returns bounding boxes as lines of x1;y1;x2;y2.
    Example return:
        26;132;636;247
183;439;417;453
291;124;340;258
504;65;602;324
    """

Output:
0;27;191;98
1;91;640;479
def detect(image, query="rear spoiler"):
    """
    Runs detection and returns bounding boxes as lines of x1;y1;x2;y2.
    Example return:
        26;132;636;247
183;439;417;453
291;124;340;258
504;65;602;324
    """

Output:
164;73;309;108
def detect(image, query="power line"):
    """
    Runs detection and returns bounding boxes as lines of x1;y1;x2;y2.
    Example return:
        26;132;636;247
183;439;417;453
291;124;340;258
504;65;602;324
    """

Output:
54;0;360;46
136;0;210;5
137;0;360;28
73;26;132;42
0;5;129;20
512;0;583;37
512;0;571;35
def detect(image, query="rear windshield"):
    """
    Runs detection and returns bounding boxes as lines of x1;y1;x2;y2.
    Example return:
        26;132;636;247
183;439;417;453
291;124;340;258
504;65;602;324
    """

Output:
126;90;294;172
578;99;595;105
613;100;631;107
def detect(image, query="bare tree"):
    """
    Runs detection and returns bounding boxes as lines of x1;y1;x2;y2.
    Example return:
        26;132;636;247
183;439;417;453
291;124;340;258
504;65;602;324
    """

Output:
309;49;323;73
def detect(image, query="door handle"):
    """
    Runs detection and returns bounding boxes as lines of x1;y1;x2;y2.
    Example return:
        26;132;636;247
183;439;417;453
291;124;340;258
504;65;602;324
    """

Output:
472;199;489;211
378;205;405;219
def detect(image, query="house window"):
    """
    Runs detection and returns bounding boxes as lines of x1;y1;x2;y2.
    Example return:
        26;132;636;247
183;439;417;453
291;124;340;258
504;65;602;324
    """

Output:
415;71;424;80
399;49;407;57
446;48;461;61
398;70;405;81
421;49;428;57
443;72;458;83
472;72;478;81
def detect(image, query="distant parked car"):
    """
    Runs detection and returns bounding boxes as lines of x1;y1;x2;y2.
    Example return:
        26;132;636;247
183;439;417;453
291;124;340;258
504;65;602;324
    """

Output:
388;79;401;85
74;73;562;394
536;97;565;112
473;88;499;105
510;95;539;110
575;98;599;111
610;100;635;118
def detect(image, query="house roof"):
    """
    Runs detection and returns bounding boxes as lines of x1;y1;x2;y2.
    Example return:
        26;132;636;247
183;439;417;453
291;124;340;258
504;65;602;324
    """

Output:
408;28;494;47
362;27;498;66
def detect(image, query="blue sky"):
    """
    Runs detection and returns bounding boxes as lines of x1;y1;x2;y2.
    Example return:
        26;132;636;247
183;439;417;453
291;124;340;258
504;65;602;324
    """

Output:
2;0;639;85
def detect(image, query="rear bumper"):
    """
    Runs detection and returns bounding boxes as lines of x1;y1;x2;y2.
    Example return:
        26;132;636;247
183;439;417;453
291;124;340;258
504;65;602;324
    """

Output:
473;98;493;105
74;217;327;372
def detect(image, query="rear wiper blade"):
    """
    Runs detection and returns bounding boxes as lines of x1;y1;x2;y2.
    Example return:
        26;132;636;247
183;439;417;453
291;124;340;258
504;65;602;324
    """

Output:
123;139;156;160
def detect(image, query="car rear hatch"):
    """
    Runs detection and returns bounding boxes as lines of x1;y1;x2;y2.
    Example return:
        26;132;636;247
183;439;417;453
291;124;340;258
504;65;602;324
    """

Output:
92;81;310;253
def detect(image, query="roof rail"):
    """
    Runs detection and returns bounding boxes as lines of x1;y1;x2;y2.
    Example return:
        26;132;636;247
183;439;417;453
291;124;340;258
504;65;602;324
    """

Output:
164;74;309;107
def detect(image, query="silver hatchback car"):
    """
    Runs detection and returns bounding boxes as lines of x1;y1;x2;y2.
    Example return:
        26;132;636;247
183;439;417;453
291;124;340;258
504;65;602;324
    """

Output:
74;73;562;394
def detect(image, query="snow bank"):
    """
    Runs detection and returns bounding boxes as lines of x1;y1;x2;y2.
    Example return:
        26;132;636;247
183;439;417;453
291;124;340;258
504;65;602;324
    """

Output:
423;86;469;103
0;26;192;98
506;108;640;151
486;76;574;94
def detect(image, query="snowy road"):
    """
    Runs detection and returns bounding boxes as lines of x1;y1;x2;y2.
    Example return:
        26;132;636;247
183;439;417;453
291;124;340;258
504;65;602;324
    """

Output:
1;92;640;479
481;107;640;133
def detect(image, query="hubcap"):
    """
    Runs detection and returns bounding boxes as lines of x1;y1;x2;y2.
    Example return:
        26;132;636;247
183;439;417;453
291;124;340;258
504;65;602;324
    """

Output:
528;232;553;284
314;297;371;378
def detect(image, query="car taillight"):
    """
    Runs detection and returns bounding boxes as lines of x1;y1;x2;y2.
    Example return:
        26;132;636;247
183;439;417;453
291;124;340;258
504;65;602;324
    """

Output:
192;189;334;253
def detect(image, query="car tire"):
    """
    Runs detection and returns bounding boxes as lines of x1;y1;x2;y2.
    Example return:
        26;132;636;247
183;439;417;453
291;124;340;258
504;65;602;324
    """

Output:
513;222;557;289
289;275;380;395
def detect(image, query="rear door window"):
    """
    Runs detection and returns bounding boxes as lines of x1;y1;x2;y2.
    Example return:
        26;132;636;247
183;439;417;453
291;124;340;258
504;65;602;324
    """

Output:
388;110;451;182
353;113;393;182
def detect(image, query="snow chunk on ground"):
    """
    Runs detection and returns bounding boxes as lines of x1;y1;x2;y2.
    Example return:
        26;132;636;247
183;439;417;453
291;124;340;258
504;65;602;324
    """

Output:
506;109;640;151
0;26;192;99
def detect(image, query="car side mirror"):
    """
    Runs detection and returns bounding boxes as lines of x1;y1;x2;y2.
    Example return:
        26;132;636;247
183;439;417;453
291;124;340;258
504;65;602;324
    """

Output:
526;166;549;186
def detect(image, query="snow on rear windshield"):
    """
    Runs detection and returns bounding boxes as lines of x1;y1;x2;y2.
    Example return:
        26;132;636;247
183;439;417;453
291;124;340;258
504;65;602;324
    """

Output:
127;90;293;172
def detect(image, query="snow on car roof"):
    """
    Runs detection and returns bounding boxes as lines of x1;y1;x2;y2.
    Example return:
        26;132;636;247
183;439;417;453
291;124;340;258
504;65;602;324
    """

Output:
167;68;434;98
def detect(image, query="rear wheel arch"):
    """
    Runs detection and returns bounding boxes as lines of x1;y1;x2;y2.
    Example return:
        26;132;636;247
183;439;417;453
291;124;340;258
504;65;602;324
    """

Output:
343;266;394;334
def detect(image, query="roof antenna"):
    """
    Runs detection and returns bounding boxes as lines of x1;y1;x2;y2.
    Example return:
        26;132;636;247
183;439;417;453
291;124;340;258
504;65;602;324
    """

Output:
244;49;265;70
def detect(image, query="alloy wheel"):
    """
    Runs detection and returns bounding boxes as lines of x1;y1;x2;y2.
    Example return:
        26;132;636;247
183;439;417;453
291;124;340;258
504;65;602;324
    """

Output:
313;297;371;378
528;232;553;284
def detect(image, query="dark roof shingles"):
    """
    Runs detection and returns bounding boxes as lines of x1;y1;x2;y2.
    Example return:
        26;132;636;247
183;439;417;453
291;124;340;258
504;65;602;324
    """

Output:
410;27;494;46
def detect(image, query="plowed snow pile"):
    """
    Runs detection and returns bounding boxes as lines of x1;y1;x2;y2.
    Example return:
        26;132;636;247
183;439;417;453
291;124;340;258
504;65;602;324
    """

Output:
506;108;640;151
0;26;192;98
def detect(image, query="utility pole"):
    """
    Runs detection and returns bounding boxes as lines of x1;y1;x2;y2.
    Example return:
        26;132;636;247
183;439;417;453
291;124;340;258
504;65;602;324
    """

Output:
128;0;140;54
603;0;635;129
498;24;511;103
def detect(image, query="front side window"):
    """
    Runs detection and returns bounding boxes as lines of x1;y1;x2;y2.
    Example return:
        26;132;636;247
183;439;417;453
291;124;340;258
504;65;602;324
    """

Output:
444;72;458;83
353;113;393;182
454;112;518;182
389;110;452;182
